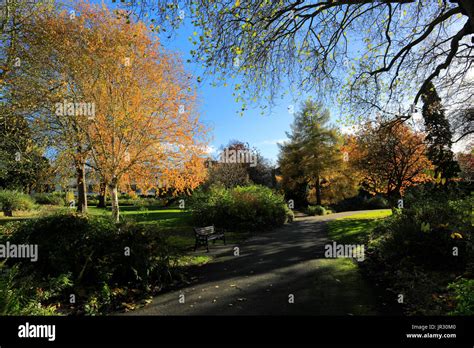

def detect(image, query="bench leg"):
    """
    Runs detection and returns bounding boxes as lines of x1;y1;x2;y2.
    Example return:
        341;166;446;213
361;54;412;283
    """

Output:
206;237;209;253
194;239;199;251
223;235;226;245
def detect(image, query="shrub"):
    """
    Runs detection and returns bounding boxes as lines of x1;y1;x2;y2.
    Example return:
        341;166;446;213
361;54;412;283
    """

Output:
331;194;389;212
306;205;326;216
133;197;165;208
65;191;75;205
32;192;65;206
367;197;472;272
330;195;368;212
363;186;473;315
0;263;59;315
2;213;177;314
448;278;474;315
0;190;35;216
190;185;291;231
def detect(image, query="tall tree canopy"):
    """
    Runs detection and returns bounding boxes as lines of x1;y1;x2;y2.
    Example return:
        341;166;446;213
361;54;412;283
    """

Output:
7;1;208;221
123;0;473;139
352;122;432;199
421;81;459;180
278;100;342;206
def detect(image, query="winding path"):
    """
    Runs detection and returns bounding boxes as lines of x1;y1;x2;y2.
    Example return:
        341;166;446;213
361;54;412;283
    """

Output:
126;210;382;315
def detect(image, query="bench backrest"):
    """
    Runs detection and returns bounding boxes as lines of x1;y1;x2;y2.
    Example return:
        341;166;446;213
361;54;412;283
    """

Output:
194;225;215;236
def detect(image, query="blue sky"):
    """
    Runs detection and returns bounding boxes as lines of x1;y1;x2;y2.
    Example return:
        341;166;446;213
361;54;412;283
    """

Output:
67;1;470;159
161;20;303;163
79;1;347;162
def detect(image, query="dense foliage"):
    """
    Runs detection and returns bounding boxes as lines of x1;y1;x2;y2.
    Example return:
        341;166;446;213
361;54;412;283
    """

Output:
190;185;293;231
306;205;328;216
0;214;177;314
278;100;345;207
0;190;35;216
363;184;473;315
32;192;65;206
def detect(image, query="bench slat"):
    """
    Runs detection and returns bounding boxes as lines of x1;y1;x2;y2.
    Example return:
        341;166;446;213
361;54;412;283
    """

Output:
193;225;225;252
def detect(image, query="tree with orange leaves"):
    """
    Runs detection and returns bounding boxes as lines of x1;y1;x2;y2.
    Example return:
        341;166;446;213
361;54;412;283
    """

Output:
352;122;433;200
73;2;208;221
10;1;208;220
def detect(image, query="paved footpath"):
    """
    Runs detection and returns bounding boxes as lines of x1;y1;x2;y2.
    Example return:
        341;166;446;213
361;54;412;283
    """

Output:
125;210;382;315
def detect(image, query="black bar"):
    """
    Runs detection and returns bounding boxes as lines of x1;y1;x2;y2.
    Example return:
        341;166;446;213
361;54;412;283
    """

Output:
0;316;473;346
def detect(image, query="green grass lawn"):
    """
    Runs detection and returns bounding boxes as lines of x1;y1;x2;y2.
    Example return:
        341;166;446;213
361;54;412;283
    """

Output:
328;209;392;244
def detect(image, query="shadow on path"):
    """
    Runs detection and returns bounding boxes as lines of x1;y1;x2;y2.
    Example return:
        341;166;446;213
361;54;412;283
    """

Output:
124;210;384;315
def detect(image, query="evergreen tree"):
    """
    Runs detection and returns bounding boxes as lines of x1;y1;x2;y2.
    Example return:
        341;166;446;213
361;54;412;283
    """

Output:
421;82;460;180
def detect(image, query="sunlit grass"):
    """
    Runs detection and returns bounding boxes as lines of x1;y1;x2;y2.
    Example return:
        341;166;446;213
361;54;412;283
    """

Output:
328;209;392;244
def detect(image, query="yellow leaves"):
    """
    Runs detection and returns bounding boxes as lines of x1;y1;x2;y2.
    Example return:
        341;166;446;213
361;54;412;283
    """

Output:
450;232;463;239
235;0;241;7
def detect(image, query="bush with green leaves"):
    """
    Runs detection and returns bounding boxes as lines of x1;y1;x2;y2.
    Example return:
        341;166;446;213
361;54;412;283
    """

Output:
331;193;389;212
0;263;59;315
190;185;292;231
363;185;473;314
1;213;177;314
32;192;65;206
0;190;35;216
133;197;166;208
448;278;474;315
306;205;327;216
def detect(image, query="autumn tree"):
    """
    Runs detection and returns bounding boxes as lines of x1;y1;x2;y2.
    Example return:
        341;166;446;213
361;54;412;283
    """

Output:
205;162;250;189
1;0;56;86
7;2;98;212
1;1;57;193
457;151;474;182
278;100;342;206
68;3;207;222
206;140;274;188
353;122;432;200
7;2;208;219
421;82;459;180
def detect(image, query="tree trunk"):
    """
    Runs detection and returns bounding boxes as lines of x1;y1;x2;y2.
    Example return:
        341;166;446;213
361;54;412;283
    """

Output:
109;179;120;223
97;181;107;208
76;162;88;213
315;176;322;206
3;210;13;217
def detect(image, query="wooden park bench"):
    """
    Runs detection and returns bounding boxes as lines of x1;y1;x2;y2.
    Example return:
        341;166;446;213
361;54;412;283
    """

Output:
194;225;226;252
